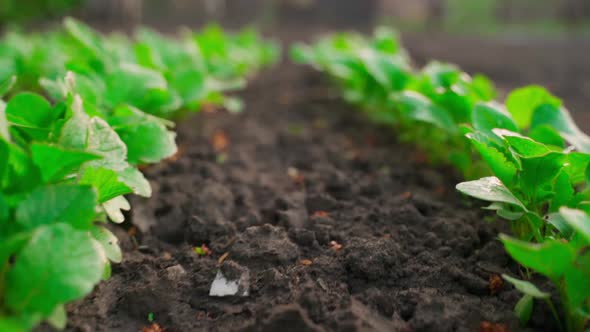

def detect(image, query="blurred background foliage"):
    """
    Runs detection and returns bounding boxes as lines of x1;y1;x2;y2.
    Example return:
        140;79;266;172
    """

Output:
0;0;81;23
1;0;589;36
0;0;589;129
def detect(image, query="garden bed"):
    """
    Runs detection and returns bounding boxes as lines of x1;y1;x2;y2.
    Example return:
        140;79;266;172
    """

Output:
49;64;558;332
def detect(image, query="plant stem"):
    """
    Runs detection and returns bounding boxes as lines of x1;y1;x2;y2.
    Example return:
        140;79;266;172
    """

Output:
526;214;543;243
545;298;565;332
0;261;8;301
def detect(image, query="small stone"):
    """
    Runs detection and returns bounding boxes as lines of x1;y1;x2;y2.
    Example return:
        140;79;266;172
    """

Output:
165;264;186;281
209;261;250;297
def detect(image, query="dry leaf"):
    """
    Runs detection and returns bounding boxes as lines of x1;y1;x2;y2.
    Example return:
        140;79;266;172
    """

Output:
480;321;508;332
329;241;343;252
300;259;313;266
218;252;229;264
141;323;165;332
488;274;504;295
312;211;329;218
212;130;229;152
399;191;413;200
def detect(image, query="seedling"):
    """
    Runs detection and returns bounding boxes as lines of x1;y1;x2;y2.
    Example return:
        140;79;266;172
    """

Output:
194;244;212;256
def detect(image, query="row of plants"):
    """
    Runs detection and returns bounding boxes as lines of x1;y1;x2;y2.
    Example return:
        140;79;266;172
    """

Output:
0;18;278;331
292;29;590;331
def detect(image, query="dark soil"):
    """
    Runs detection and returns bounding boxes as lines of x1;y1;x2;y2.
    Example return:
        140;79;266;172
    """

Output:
51;64;558;332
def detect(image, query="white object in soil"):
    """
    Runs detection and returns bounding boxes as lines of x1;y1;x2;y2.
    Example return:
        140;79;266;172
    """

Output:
209;269;249;297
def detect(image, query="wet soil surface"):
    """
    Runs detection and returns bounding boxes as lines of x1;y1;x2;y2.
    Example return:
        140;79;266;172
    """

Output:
55;64;557;332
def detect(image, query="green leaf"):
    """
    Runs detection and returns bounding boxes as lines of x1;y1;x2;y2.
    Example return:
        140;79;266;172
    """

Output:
0;232;31;266
103;195;130;223
109;105;176;164
58;97;91;150
85;117;128;171
519;153;566;198
550;171;574;212
170;68;206;104
0;193;8;223
559;208;590;243
514;294;534;326
0;139;8;184
471;102;518;138
102;261;112;280
394;91;457;133
563;265;590;310
500;235;574;282
0;75;16;97
91;225;122;263
456;176;526;210
0;100;9;140
0;316;35;332
563;152;590;185
546;212;573;238
224;96;244;114
47;305;67;330
484;202;524;221
15;184;97;230
528;125;565;148
6;223;105;316
467;133;517;185
470;74;496;101
0;138;41;195
59;99;131;173
359;50;409;91
506;85;561;130
531;104;590;153
290;43;314;64
117;122;177;164
421;61;460;88
117;167;151;197
134;42;164;70
79;167;132;203
63;17;107;64
575;249;590;276
5;92;54;141
31;143;101;183
497;132;551;158
105;63;167;109
502;274;550;298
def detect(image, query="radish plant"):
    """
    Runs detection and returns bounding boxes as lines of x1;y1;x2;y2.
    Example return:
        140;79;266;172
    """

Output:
292;28;496;178
293;29;590;330
0;18;277;331
1;86;131;331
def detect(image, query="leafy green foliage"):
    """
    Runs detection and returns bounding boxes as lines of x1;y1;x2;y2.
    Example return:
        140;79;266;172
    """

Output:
294;28;590;330
501;208;590;332
5;224;104;316
291;29;495;177
15;184;97;230
0;18;277;331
